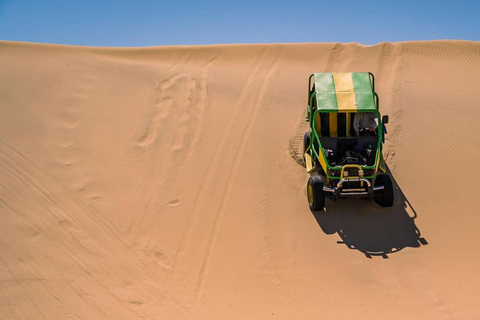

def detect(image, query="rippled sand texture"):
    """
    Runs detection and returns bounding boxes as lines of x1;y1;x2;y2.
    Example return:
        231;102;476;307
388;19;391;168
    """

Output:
1;40;480;319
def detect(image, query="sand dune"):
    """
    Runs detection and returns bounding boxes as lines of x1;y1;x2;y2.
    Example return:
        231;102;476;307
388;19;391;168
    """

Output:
1;40;480;319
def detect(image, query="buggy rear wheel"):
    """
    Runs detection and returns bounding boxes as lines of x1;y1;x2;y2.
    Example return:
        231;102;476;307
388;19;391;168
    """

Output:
374;174;394;207
307;175;325;211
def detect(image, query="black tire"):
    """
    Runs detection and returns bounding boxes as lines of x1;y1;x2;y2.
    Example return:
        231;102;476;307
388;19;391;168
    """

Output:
307;175;326;211
374;174;394;207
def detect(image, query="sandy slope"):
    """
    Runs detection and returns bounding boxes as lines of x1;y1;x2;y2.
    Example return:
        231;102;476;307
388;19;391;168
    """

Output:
1;40;480;319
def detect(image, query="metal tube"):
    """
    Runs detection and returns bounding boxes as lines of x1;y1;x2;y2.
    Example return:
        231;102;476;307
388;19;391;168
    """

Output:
339;192;369;197
337;178;371;188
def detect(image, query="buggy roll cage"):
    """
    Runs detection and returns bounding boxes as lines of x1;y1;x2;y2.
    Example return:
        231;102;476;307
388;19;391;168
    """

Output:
306;72;384;180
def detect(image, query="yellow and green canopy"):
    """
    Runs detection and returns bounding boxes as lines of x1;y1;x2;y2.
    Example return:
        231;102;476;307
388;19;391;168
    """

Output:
312;72;376;112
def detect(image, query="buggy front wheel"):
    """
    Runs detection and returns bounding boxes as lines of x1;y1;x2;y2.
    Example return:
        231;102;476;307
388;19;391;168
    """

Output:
307;175;325;211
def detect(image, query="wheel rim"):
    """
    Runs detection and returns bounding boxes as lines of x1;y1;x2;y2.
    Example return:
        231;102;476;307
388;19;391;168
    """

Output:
307;184;314;206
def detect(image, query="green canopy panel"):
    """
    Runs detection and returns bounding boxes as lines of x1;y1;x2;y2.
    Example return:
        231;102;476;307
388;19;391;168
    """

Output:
312;72;376;112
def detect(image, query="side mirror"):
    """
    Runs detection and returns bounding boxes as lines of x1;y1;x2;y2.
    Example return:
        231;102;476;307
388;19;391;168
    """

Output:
382;115;389;124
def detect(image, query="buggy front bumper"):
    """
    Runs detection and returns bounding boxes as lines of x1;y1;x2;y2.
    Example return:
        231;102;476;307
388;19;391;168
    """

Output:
323;178;384;198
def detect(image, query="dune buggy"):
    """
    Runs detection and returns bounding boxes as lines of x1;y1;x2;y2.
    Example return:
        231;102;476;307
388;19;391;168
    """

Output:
304;72;394;210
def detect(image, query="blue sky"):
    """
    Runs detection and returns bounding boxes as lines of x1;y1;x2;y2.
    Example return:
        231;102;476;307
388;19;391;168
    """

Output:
1;0;479;47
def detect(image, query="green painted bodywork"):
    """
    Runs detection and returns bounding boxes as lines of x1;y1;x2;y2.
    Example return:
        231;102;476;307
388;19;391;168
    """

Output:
352;73;376;112
312;73;338;111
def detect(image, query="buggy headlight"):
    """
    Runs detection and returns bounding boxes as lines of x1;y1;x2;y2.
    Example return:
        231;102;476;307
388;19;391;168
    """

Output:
343;171;348;177
359;170;364;177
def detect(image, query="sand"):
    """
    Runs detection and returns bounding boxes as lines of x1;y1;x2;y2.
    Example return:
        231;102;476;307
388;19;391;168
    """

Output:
1;40;479;319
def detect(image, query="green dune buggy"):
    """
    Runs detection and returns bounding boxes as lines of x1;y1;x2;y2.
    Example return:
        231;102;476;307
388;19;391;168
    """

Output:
304;72;394;210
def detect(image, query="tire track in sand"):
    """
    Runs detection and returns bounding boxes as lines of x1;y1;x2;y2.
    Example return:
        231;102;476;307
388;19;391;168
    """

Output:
172;49;271;275
193;51;282;303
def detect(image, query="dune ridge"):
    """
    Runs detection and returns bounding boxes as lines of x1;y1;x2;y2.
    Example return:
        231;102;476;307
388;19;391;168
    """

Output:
1;40;480;319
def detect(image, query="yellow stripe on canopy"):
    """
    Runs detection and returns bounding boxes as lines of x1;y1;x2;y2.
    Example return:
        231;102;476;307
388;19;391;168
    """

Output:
332;73;357;111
